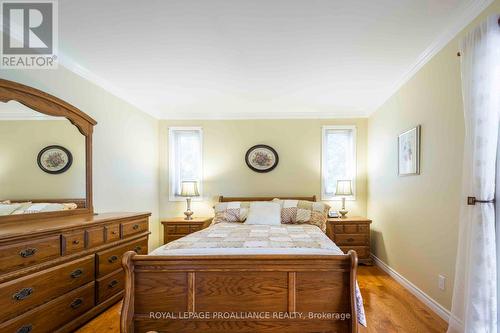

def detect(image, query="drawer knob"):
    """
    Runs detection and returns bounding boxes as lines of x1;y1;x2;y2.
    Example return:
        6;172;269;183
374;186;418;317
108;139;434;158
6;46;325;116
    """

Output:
134;246;142;253
19;248;37;258
70;298;83;309
108;255;118;263
133;224;140;230
70;268;84;278
347;238;355;242
12;287;34;301
108;280;118;289
16;324;32;333
72;240;80;245
111;231;117;235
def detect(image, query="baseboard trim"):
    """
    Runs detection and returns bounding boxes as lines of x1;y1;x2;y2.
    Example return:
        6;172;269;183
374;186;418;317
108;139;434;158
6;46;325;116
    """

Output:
370;254;451;322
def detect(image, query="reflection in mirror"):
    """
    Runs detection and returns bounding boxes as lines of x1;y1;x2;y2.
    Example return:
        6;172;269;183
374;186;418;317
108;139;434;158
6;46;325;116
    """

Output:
0;101;86;216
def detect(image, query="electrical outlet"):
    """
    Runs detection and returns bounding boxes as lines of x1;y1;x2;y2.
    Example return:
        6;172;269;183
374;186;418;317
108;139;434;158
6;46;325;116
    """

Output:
438;275;446;290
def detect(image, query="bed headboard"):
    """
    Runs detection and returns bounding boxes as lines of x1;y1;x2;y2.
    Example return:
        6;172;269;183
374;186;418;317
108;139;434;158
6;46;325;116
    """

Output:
218;195;317;202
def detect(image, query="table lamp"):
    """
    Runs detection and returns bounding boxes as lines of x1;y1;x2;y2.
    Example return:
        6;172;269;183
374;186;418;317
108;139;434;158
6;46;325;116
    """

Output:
179;180;200;220
335;180;353;218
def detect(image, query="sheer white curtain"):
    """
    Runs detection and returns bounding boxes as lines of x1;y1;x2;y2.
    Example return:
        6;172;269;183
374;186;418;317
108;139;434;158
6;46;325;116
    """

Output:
448;15;500;333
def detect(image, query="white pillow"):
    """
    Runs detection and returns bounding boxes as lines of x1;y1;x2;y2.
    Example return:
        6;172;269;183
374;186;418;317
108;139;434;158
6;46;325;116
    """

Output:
244;202;281;226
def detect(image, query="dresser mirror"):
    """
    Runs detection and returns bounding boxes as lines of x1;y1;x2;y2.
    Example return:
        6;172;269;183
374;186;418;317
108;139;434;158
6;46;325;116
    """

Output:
0;79;96;221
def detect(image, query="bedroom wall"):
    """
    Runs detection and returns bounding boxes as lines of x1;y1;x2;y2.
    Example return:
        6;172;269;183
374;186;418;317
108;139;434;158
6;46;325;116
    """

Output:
0;67;161;248
159;118;368;237
0;120;86;200
367;0;500;311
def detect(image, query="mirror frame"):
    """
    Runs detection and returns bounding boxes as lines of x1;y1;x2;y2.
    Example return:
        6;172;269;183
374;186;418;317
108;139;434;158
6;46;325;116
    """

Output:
0;79;97;221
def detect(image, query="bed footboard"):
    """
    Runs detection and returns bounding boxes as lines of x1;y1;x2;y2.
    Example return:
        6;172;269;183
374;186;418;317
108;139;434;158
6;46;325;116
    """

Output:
121;251;358;333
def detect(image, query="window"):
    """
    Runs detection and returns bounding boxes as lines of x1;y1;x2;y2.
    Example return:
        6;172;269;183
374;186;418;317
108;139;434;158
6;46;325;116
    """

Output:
321;125;356;200
169;127;203;201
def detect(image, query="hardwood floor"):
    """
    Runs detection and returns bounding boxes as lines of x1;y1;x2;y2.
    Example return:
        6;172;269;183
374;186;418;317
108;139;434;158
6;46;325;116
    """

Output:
76;266;448;333
357;266;448;333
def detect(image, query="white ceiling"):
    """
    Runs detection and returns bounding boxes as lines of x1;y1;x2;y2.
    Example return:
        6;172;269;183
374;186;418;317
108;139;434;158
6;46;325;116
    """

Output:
58;0;492;119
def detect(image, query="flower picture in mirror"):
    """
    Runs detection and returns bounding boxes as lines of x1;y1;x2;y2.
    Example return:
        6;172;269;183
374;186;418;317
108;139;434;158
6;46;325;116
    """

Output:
37;145;73;174
245;145;279;173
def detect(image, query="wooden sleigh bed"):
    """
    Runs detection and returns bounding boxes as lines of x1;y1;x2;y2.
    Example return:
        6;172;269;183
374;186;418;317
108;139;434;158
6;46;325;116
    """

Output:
121;196;359;333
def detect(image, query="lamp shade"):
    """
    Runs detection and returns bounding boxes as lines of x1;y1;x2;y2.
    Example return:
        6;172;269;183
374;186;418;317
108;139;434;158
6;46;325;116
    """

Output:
179;181;200;197
335;180;353;196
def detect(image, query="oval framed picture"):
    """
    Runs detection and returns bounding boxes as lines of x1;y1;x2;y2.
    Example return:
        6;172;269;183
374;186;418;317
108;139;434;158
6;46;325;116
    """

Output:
37;145;73;174
245;145;279;173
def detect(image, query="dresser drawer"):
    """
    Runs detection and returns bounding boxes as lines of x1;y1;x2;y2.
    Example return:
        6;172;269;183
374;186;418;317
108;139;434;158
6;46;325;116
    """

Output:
96;269;124;303
0;255;94;322
121;219;148;238
85;226;105;248
334;234;368;246
96;238;148;277
62;230;86;255
339;246;370;259
105;224;120;242
0;236;60;274
0;282;94;333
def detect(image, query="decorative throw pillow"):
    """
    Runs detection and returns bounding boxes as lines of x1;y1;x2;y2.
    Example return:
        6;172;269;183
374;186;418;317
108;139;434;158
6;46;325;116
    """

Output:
245;202;281;225
272;199;330;232
211;202;251;225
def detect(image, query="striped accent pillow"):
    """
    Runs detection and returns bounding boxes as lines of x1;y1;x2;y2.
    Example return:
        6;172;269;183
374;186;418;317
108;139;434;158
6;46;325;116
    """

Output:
211;202;251;225
272;199;330;232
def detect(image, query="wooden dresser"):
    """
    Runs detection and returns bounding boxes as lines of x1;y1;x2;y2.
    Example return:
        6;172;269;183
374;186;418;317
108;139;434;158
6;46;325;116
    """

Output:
0;212;150;333
161;217;212;244
326;216;372;265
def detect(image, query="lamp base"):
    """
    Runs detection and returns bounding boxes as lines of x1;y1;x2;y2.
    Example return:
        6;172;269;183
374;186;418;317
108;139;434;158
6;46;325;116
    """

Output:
338;209;348;218
184;197;194;220
184;210;194;220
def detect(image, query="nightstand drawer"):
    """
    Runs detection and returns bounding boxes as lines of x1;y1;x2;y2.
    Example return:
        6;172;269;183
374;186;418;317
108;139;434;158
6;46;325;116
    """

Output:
335;234;368;246
358;225;369;233
162;217;212;244
190;225;203;232
176;225;190;234
343;225;358;233
340;246;370;259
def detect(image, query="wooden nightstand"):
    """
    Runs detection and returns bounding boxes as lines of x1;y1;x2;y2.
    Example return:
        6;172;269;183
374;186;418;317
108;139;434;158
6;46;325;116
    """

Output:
326;216;373;265
161;217;212;244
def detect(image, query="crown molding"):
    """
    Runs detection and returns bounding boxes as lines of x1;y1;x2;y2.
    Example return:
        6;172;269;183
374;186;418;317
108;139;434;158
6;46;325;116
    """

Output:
158;110;370;120
58;54;163;119
369;0;494;115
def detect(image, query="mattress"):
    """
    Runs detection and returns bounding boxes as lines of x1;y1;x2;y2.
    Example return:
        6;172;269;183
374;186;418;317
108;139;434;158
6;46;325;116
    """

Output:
151;222;343;256
150;222;367;326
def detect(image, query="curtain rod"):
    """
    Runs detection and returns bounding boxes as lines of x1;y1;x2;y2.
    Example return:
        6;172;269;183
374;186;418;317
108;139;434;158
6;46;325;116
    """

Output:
457;17;500;57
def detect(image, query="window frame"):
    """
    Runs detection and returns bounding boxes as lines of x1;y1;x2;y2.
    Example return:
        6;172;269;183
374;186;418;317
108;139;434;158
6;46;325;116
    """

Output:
321;125;357;201
168;126;203;202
